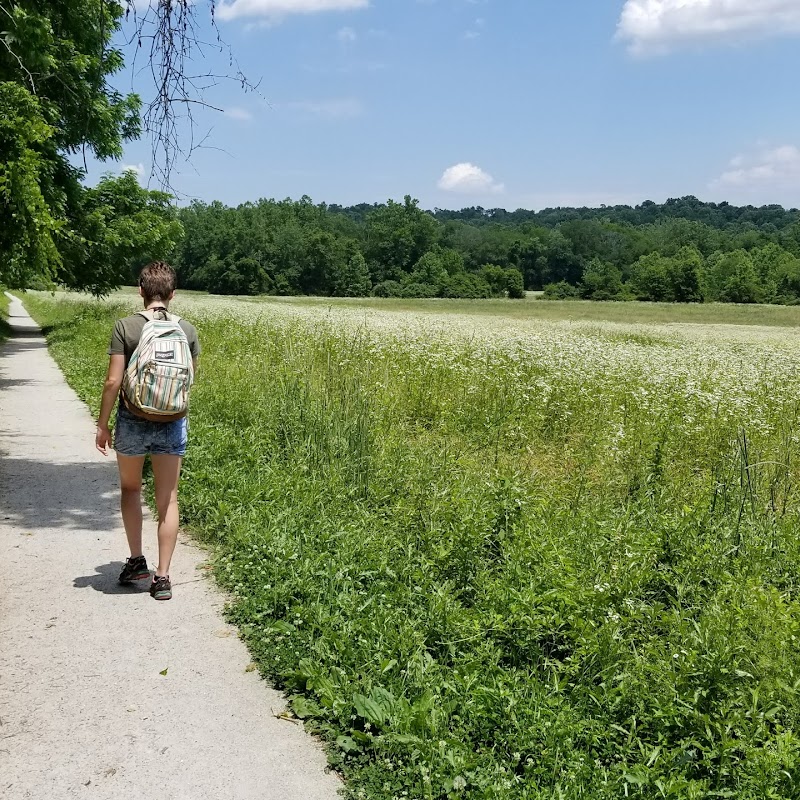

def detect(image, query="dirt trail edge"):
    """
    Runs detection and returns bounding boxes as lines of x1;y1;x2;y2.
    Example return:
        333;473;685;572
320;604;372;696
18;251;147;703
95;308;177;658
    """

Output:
0;293;342;800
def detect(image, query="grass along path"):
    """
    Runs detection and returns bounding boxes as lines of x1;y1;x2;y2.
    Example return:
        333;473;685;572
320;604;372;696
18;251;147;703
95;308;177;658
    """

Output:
0;290;11;341
23;291;800;800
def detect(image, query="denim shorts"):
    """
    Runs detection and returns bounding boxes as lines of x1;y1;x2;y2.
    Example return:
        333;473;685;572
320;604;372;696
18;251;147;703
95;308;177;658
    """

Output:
114;403;188;457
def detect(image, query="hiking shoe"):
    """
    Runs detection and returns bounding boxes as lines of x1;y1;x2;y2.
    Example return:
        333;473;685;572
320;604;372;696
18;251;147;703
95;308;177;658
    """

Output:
118;555;150;584
150;575;172;601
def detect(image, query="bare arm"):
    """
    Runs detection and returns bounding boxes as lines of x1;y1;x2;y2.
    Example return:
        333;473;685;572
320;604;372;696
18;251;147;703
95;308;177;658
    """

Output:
96;355;124;455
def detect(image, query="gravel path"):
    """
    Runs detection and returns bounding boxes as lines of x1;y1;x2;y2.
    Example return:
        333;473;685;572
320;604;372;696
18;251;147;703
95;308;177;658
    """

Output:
0;294;342;800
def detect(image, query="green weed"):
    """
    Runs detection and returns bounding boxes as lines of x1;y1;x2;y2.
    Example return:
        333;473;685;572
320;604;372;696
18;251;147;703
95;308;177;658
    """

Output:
0;289;11;341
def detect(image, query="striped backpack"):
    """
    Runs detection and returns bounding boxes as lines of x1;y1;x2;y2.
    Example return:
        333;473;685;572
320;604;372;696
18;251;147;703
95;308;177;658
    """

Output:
122;309;194;417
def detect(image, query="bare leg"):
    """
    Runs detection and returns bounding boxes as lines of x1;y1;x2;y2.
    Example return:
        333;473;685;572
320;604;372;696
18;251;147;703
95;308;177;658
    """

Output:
116;454;146;557
150;454;182;577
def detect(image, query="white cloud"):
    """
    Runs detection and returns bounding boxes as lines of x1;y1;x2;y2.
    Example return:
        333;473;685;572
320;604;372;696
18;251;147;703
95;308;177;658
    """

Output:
288;98;364;118
337;25;357;43
711;144;800;191
463;15;484;39
126;0;157;12
216;0;368;22
122;163;145;176
438;163;504;194
617;0;800;55
464;16;485;38
126;1;200;17
225;106;253;121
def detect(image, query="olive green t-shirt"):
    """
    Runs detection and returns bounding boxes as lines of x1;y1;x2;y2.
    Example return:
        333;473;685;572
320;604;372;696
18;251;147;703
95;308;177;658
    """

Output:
108;311;201;366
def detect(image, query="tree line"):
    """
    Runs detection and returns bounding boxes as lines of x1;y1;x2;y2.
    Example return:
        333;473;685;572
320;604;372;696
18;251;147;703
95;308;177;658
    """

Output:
174;195;524;299
171;194;800;303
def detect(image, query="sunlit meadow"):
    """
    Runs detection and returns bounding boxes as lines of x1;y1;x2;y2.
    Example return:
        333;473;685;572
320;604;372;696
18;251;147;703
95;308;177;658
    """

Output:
23;291;800;799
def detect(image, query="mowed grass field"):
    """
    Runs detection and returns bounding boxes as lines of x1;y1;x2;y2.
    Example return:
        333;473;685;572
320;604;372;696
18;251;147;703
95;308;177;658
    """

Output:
22;291;800;799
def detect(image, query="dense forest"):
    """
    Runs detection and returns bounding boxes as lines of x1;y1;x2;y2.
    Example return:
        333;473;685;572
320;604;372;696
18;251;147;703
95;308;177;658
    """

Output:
172;194;800;303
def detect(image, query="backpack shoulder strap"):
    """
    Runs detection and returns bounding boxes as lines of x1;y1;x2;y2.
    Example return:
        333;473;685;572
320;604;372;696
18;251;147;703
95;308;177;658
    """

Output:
137;309;180;323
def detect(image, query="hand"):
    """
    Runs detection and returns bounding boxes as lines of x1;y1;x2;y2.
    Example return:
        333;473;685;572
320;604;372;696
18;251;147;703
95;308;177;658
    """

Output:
95;425;112;456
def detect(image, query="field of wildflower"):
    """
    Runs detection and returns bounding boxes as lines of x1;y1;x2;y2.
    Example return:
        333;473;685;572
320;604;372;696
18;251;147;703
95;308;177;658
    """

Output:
22;290;800;799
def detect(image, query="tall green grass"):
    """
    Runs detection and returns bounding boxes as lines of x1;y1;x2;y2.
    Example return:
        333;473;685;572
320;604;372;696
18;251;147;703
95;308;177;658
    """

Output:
24;293;800;799
0;289;11;341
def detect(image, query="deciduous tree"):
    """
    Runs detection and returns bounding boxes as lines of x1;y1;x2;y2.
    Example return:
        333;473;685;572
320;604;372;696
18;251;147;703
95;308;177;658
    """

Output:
0;1;141;288
66;171;183;294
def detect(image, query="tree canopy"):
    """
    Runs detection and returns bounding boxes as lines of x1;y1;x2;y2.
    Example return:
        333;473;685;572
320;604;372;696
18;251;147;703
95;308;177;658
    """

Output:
0;1;143;290
168;194;800;303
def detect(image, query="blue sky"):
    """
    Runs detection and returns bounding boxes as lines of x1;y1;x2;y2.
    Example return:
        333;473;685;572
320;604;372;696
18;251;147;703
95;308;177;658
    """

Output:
96;0;800;210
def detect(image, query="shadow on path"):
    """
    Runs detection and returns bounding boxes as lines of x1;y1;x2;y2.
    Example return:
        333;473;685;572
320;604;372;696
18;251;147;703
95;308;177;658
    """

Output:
73;562;149;594
0;376;33;390
0;455;119;533
0;337;48;353
0;299;119;534
4;327;43;339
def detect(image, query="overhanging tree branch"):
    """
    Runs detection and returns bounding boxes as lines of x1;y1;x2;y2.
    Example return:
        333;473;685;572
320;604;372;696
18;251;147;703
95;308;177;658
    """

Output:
124;0;262;191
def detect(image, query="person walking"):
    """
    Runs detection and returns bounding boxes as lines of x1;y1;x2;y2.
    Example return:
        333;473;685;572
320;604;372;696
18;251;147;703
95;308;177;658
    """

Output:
95;262;200;600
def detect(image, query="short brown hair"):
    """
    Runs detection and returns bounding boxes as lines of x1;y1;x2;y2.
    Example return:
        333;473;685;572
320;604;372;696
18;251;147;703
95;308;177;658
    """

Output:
139;261;177;303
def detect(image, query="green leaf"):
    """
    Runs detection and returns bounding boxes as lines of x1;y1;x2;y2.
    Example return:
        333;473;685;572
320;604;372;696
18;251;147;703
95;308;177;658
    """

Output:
290;695;322;720
623;770;648;786
353;692;386;726
336;735;358;753
272;620;297;634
